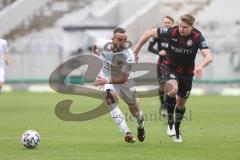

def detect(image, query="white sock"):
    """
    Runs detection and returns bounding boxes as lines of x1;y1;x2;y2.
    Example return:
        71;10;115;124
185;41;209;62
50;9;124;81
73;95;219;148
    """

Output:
136;111;144;129
110;106;130;134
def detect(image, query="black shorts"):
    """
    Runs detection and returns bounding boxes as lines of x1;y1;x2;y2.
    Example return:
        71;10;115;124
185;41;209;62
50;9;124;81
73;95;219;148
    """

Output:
163;66;193;98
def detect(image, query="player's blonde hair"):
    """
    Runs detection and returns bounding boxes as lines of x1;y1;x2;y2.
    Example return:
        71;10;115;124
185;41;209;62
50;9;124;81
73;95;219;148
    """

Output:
180;14;195;26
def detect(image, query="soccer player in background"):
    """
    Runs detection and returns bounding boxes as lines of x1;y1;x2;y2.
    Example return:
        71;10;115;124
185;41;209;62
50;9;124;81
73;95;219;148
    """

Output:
148;16;174;117
93;27;145;143
134;14;213;143
0;38;9;94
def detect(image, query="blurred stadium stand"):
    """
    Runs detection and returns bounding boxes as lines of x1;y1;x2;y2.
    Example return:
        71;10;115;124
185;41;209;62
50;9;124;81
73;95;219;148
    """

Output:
0;0;17;10
1;0;240;95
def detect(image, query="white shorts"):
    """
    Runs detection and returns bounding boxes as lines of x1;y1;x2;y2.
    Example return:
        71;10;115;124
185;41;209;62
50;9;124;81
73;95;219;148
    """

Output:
104;79;138;105
0;67;5;83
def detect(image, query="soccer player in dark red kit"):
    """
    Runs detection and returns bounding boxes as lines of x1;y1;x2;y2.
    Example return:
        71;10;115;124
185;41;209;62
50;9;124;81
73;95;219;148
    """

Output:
134;14;213;143
148;16;174;117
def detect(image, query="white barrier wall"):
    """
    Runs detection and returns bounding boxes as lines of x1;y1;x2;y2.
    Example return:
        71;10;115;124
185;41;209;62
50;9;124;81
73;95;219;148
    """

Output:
0;0;52;37
6;51;62;80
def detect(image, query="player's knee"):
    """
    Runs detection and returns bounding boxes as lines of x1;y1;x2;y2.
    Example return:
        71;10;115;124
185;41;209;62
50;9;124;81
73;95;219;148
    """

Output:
176;105;186;110
168;87;178;97
105;89;119;105
165;81;178;96
128;104;140;117
176;101;187;107
176;96;188;107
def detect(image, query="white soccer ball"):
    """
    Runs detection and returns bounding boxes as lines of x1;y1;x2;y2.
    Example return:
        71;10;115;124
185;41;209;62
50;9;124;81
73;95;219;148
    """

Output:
21;130;40;149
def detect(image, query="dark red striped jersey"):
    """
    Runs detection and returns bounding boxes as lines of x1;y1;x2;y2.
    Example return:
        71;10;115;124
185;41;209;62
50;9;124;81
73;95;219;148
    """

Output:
157;26;209;75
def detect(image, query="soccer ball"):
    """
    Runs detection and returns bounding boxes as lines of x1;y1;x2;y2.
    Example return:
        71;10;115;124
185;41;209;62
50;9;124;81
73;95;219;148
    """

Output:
21;130;40;149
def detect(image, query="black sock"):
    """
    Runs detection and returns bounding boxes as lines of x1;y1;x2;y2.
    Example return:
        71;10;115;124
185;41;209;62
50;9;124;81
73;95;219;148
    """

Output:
165;95;176;129
175;107;186;138
158;90;165;106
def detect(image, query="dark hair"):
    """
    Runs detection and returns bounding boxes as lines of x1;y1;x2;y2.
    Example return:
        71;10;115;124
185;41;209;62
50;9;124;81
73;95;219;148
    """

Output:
180;14;195;26
113;27;126;34
165;16;174;23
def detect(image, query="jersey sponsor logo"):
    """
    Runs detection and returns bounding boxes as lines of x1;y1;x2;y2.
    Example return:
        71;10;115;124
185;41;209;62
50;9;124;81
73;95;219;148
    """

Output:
187;40;193;46
160;27;168;34
171;46;193;55
101;53;127;73
161;42;169;48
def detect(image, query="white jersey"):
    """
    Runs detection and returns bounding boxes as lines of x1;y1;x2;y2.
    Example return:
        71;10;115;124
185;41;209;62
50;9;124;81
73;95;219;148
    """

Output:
96;39;135;79
0;39;8;67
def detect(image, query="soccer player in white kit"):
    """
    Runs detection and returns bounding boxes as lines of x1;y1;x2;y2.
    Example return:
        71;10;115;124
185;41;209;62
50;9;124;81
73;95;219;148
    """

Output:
0;38;9;94
93;28;145;143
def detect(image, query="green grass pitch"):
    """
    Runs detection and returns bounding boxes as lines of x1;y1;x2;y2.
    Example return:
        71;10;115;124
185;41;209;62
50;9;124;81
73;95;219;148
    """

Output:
0;92;240;160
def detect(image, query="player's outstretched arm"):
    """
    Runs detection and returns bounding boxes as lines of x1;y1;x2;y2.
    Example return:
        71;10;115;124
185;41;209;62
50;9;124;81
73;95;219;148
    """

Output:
133;28;158;60
194;49;213;79
94;71;129;86
148;38;158;55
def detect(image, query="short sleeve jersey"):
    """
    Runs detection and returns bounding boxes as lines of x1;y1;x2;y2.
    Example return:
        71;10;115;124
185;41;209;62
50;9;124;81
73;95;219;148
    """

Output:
96;39;135;78
157;26;209;74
